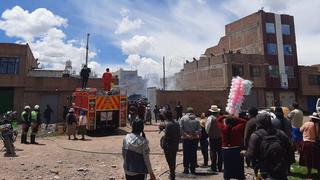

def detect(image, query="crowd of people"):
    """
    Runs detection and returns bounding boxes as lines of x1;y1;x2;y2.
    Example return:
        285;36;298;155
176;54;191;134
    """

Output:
122;102;320;180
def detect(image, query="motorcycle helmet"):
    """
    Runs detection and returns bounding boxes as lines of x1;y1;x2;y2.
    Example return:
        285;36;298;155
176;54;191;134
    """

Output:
34;105;40;110
24;106;31;110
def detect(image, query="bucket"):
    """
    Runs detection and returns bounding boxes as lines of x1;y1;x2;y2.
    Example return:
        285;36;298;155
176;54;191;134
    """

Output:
57;125;64;134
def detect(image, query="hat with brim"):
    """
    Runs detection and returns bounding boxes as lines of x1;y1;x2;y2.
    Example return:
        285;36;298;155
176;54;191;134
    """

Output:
309;112;320;120
209;105;220;113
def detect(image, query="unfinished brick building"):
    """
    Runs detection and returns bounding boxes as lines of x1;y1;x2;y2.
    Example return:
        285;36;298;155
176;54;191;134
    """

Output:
169;10;320;113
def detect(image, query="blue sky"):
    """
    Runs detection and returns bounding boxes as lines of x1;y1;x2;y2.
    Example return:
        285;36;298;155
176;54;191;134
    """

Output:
1;0;320;77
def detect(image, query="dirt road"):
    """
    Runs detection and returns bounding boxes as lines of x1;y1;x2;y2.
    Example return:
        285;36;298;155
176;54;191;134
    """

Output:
0;124;254;180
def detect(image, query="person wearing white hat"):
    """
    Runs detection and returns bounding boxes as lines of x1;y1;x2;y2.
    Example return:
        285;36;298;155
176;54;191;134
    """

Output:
205;105;223;172
21;105;31;144
299;112;320;177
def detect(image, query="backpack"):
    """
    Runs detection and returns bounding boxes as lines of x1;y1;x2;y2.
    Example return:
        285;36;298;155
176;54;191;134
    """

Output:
256;129;287;177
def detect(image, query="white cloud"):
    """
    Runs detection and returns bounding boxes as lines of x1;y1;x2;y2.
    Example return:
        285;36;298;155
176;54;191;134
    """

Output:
121;35;153;55
125;54;160;76
115;9;143;35
0;6;67;42
0;6;102;74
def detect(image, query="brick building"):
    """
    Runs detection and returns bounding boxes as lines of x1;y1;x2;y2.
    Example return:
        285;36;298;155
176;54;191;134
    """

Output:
0;43;118;122
169;10;320;112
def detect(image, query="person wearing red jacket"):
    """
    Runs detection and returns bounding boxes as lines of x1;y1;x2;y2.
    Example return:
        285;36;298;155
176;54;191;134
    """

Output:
102;68;112;91
216;115;246;180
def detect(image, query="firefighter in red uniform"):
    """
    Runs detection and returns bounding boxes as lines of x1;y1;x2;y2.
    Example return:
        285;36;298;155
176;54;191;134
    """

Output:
102;68;112;91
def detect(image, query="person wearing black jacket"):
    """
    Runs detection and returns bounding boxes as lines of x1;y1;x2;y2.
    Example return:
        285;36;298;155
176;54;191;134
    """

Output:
80;65;91;89
159;110;180;180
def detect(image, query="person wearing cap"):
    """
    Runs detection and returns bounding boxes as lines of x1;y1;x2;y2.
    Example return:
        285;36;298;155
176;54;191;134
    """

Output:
78;110;87;140
30;105;41;144
205;105;223;172
299;113;320;177
180;107;201;174
66;108;78;140
122;119;156;180
199;112;209;167
159;110;180;180
21;105;32;144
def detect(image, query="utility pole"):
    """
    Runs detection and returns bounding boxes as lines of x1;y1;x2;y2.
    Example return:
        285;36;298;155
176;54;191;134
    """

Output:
85;33;90;66
163;56;165;90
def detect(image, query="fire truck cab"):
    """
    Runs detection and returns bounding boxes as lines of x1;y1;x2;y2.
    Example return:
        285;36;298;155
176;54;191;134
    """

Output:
72;88;127;131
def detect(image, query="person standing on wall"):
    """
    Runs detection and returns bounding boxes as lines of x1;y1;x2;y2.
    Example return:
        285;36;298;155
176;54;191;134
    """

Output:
44;104;53;130
21;106;31;144
102;68;112;91
80;65;91;89
30;105;41;144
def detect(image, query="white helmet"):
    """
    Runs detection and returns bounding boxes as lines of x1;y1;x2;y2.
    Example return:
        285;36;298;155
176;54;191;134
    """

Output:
34;105;40;110
24;105;31;110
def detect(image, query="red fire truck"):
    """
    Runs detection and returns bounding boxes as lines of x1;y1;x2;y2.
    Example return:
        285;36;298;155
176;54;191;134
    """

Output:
72;88;127;131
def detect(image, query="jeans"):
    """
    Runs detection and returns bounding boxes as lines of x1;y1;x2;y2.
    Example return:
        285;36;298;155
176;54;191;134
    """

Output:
200;138;209;165
183;139;198;172
209;137;223;171
164;148;177;179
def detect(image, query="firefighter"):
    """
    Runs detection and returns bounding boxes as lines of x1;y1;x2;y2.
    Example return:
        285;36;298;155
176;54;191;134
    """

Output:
102;68;112;91
21;106;31;144
30;105;41;144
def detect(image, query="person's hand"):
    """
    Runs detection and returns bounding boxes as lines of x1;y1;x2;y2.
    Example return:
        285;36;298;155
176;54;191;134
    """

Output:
149;172;156;180
240;150;246;157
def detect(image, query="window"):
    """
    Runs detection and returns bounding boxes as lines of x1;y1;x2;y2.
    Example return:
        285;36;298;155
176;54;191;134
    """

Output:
266;23;275;33
285;66;294;78
267;43;277;55
0;57;20;75
283;44;293;55
232;65;244;77
268;65;279;77
308;75;320;85
281;24;291;35
250;66;261;77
